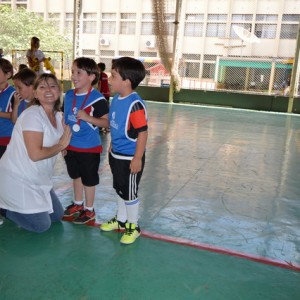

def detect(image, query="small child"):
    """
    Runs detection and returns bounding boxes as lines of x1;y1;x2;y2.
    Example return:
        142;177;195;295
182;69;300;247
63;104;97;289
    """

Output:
97;62;110;102
100;57;148;245
63;57;109;224
12;68;36;123
0;58;15;158
97;62;110;133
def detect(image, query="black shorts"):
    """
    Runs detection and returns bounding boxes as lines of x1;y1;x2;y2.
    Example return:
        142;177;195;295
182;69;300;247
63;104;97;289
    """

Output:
109;152;145;201
64;150;100;187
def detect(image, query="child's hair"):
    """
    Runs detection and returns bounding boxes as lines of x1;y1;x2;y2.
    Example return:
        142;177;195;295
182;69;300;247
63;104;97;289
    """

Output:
31;73;61;112
0;58;14;80
97;62;106;72
13;68;36;87
18;64;28;72
30;36;40;51
112;57;145;89
73;57;99;86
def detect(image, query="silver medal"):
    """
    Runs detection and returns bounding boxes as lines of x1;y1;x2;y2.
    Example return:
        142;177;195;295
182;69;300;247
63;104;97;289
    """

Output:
72;124;80;132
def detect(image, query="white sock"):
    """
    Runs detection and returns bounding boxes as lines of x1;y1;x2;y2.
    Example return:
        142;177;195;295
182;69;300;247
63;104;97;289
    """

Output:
116;197;127;223
84;206;94;212
125;198;140;225
74;200;83;205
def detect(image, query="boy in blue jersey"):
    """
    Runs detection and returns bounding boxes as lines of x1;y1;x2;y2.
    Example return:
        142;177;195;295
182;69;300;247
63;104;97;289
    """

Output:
12;68;36;123
0;58;15;158
100;57;148;244
63;57;109;224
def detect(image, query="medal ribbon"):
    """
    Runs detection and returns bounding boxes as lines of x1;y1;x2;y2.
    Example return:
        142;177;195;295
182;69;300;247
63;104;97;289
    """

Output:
72;86;92;127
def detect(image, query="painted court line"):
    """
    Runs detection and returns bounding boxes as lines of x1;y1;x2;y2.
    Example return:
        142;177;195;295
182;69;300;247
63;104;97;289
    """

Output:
63;219;300;272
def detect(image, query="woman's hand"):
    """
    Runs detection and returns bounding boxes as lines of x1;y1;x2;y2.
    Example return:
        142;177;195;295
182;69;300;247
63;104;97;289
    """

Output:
58;123;72;150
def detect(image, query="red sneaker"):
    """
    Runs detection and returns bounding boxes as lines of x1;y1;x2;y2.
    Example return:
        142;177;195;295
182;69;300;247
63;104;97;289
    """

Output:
72;209;96;224
63;203;84;217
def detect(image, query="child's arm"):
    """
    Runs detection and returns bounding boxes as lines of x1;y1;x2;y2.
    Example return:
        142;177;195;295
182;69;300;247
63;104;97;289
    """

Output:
0;111;12;119
130;130;148;174
76;110;109;128
11;93;23;124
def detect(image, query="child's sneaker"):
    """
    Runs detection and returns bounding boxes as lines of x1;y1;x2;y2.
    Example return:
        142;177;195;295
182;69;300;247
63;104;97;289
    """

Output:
120;223;141;244
0;217;3;225
100;217;126;231
72;209;96;224
63;203;84;217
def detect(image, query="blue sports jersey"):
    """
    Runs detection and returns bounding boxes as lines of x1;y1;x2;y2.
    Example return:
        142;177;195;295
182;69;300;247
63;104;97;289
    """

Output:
110;92;147;156
17;99;29;117
0;85;15;146
64;88;108;152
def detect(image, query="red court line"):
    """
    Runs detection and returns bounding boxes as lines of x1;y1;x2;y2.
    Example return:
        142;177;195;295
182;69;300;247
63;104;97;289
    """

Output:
63;219;300;272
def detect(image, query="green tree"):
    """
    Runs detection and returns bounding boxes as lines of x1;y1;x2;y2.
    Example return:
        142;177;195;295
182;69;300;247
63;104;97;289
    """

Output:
0;6;72;68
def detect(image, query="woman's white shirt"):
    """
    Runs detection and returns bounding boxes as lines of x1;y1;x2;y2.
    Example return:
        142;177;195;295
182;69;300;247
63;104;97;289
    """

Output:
0;106;63;214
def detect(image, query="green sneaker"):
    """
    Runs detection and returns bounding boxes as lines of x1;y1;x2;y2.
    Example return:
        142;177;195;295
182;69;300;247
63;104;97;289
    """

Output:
100;217;126;232
120;223;141;244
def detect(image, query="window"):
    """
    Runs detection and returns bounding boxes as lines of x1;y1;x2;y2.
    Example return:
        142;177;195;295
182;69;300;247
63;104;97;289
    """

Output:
255;24;276;39
204;55;217;61
232;14;253;21
184;14;204;37
182;54;201;60
282;14;300;22
100;50;115;57
208;14;227;21
141;22;155;35
82;49;96;56
82;49;96;60
256;14;278;22
65;13;73;34
102;13;116;19
186;14;204;21
120;13;136;35
121;13;136;19
141;13;155;35
140;51;157;57
101;13;116;34
102;21;116;34
184;62;200;78
120;22;136;34
83;13;97;34
119;51;134;57
280;24;298;39
206;23;226;37
202;63;215;79
185;22;203;37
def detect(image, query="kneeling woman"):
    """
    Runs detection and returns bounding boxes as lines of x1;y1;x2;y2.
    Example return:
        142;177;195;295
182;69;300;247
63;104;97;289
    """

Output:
0;74;72;232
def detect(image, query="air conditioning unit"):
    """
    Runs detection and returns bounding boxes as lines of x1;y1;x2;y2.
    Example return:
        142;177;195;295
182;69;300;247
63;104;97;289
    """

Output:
100;38;110;46
145;39;155;48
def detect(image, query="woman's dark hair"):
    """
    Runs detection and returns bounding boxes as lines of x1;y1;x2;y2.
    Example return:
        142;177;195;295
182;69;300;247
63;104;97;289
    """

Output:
0;58;14;79
74;57;99;86
30;73;61;112
111;57;145;90
13;68;36;87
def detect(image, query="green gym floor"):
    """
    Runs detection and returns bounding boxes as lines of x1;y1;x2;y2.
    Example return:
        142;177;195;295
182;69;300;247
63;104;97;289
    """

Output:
1;101;300;300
